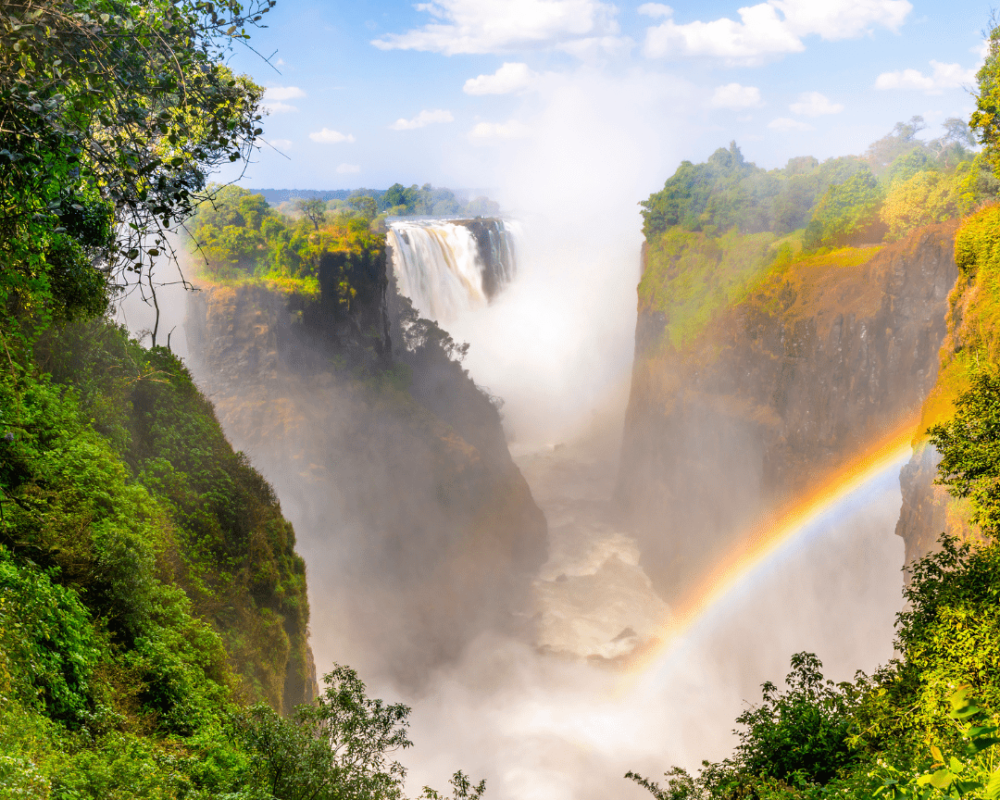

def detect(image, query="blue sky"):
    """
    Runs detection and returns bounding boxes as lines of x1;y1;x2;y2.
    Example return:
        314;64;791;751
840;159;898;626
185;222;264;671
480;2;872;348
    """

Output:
218;0;992;198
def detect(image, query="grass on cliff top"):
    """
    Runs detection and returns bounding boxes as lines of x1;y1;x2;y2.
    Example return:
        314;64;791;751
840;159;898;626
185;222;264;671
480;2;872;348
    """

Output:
639;226;881;350
193;271;322;298
638;228;777;349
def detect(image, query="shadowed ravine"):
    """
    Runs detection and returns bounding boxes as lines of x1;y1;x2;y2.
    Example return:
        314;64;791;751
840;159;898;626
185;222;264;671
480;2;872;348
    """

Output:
154;214;928;799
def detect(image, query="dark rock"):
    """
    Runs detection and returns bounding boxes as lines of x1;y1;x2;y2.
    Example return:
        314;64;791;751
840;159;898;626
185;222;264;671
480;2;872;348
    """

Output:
618;223;959;602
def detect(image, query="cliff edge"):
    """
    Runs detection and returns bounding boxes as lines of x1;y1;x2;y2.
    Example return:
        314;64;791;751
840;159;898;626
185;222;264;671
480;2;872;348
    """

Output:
619;223;958;602
184;257;546;687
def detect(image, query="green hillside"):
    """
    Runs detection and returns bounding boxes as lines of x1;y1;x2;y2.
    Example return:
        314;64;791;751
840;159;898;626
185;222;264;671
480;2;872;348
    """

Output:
628;21;1000;800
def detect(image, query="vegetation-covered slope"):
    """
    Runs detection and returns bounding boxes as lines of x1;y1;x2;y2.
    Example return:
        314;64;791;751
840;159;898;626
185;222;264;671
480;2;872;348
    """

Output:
0;1;485;797
637;118;986;351
626;20;1000;800
180;188;547;689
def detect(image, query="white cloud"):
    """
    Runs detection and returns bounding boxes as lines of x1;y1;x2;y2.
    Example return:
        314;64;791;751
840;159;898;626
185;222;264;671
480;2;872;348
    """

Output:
557;35;633;59
265;86;306;101
336;163;361;174
469;119;531;140
389;109;455;130
644;5;804;62
263;102;299;114
262;86;305;114
644;0;912;64
768;117;814;131
267;138;293;151
708;83;763;109
773;0;911;39
309;128;356;143
371;0;622;55
874;60;977;94
464;62;538;95
637;3;672;17
789;91;843;116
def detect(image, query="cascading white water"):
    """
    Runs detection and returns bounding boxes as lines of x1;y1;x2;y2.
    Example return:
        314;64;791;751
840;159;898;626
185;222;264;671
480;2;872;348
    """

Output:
383;216;905;800
387;219;519;323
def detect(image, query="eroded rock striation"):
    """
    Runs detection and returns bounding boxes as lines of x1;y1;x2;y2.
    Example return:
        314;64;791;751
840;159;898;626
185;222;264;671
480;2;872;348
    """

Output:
619;223;959;602
185;254;546;688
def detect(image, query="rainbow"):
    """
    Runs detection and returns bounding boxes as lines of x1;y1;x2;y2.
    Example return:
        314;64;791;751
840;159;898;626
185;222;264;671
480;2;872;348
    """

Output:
621;414;923;686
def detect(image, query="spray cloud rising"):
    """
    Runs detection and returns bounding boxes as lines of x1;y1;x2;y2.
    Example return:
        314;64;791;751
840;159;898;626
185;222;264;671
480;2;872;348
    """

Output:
120;63;916;800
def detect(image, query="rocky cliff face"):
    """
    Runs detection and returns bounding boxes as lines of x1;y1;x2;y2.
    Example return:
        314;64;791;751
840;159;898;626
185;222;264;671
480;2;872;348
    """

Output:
184;269;546;688
894;444;949;564
619;223;959;602
892;207;1000;560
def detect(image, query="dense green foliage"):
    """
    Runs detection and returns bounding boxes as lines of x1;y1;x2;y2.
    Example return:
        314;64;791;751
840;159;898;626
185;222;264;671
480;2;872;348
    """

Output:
0;0;270;336
232;665;412;800
639;143;865;241
637;118;990;350
630;21;1000;800
802;167;885;250
972;23;1000;178
0;1;482;797
929;373;1000;537
185;185;383;302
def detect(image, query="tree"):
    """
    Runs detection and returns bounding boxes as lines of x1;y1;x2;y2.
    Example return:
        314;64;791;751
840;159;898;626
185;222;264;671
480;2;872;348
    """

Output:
803;167;885;249
943;117;977;149
349;195;378;222
867;116;927;174
880;168;968;240
296;198;328;230
233;664;412;800
0;0;272;336
929;372;1000;537
383;183;419;213
232;664;486;800
972;20;1000;177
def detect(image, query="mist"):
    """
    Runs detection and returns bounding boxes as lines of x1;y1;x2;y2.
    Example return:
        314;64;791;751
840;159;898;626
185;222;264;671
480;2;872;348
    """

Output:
400;473;903;800
448;66;699;445
372;67;908;798
115;63;919;800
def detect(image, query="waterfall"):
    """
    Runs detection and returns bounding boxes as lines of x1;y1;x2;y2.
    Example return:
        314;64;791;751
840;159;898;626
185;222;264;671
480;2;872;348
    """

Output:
387;218;519;323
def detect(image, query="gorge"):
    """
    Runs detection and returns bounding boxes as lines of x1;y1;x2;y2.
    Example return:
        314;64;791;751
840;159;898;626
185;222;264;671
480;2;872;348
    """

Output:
164;181;961;796
8;1;1000;796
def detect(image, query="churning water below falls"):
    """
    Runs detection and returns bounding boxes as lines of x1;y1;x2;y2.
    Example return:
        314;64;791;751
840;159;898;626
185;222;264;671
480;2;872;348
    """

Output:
385;218;906;800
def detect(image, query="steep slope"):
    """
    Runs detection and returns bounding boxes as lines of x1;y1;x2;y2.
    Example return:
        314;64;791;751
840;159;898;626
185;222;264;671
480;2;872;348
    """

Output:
895;205;1000;558
184;247;547;687
619;223;958;602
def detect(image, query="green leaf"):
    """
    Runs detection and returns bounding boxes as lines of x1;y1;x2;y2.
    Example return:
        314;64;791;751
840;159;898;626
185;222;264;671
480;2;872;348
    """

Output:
919;769;955;789
970;737;1000;754
985;769;1000;799
952;705;983;720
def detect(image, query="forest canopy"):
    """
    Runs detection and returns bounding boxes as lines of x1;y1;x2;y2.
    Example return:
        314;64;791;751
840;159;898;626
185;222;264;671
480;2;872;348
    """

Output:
640;116;988;248
0;2;482;798
630;20;1000;800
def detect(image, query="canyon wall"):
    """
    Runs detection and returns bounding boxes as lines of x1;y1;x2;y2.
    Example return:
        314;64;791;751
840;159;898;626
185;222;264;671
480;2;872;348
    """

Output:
891;206;1000;561
619;223;959;603
183;252;546;688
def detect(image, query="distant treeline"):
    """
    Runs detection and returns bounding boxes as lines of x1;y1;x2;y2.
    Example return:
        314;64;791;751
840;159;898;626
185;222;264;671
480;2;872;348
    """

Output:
641;116;991;250
250;184;501;217
638;116;998;347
